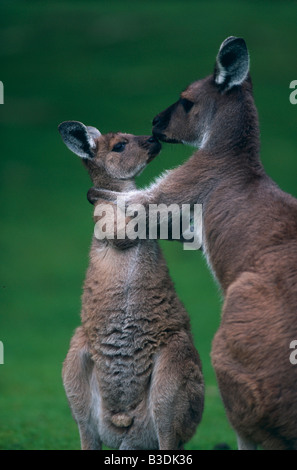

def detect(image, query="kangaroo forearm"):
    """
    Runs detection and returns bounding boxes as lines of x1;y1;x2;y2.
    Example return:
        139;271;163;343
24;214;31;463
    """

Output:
129;163;203;209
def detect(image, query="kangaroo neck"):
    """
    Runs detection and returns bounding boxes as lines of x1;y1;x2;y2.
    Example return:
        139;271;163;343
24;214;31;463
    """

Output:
191;95;264;201
84;160;136;192
207;87;261;166
196;97;266;291
92;176;136;193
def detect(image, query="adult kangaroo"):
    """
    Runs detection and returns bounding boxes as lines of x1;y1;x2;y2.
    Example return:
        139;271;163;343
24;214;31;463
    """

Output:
88;37;297;450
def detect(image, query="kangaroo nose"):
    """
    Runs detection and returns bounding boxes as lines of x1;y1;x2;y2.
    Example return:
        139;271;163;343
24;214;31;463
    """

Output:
152;115;161;127
147;136;157;143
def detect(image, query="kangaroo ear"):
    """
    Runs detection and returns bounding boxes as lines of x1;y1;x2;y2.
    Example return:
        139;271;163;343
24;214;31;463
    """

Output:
58;121;101;159
214;36;249;91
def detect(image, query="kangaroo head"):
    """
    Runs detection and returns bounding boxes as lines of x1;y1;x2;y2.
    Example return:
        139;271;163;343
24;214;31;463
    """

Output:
58;121;161;183
152;36;250;149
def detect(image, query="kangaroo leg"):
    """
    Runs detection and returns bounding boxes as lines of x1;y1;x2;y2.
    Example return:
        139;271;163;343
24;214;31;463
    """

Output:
150;332;204;450
211;272;289;451
62;327;102;450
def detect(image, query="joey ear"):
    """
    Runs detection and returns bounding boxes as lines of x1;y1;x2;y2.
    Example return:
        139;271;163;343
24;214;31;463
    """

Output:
58;121;101;159
86;126;102;143
214;36;249;91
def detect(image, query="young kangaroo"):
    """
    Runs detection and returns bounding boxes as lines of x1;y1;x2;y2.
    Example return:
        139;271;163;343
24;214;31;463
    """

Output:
88;37;297;450
58;121;204;450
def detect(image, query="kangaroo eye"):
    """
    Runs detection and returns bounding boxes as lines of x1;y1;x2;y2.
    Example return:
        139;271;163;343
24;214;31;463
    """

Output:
180;98;194;113
112;142;126;152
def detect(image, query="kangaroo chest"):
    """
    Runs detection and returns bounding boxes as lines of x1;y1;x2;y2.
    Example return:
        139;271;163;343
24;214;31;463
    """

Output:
95;314;159;411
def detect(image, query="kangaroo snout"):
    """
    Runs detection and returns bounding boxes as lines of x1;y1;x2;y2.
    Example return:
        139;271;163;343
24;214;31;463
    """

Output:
152;112;168;141
143;135;162;160
152;115;161;127
152;112;180;144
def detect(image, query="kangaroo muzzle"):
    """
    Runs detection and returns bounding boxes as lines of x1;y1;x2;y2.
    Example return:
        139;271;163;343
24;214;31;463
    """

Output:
152;101;181;143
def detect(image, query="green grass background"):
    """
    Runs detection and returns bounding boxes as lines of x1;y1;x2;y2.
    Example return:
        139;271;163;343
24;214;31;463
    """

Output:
0;0;296;450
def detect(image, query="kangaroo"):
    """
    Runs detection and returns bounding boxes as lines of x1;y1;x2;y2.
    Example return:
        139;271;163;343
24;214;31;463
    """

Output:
58;121;204;450
88;37;297;450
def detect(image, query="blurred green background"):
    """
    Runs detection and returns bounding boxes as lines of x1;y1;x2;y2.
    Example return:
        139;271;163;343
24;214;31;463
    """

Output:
0;0;296;450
